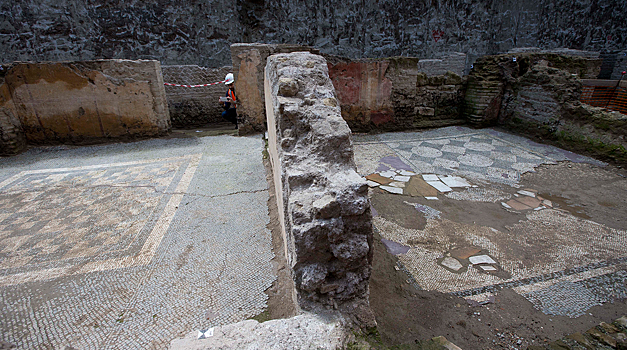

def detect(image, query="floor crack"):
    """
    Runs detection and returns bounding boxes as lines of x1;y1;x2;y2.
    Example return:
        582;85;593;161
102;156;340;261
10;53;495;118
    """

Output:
1;184;268;199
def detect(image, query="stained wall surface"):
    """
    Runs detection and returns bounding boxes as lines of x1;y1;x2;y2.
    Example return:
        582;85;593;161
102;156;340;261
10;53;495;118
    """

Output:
0;65;25;155
0;60;170;148
231;43;319;134
327;54;466;132
1;1;625;67
233;45;467;133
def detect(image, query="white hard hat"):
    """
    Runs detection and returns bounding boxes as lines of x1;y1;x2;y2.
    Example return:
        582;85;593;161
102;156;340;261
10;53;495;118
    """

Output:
225;73;234;84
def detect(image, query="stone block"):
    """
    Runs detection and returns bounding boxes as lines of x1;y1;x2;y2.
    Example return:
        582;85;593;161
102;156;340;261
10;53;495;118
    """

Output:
2;60;170;146
169;313;348;350
429;75;446;86
265;52;374;326
417;107;435;116
0;64;26;155
416;72;429;87
231;43;319;135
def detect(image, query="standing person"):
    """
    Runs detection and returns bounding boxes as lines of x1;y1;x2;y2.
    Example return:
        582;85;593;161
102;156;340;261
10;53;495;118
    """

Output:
220;73;238;129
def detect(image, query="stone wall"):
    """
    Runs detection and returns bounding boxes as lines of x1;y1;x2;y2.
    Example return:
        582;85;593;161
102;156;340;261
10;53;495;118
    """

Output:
2;1;625;68
162;65;232;128
467;53;626;164
231;43;320;135
236;47;466;134
0;64;25;155
264;51;374;326
464;52;602;127
610;51;627;81
0;59;170;148
327;54;466;132
416;52;467;77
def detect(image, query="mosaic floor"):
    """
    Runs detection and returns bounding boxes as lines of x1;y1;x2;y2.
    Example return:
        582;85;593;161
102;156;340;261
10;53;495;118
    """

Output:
354;126;627;318
0;136;275;349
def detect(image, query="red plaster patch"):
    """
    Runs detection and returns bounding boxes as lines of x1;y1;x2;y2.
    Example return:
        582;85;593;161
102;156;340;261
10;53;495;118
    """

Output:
370;110;394;125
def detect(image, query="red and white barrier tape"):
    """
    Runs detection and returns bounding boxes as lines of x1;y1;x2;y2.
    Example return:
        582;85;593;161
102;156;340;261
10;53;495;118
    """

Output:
164;79;227;88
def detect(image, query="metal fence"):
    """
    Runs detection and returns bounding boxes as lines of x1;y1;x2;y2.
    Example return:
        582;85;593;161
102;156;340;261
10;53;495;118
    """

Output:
580;83;627;115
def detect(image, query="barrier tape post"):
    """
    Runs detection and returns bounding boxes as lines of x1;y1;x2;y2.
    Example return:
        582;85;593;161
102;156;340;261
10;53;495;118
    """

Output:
164;79;227;88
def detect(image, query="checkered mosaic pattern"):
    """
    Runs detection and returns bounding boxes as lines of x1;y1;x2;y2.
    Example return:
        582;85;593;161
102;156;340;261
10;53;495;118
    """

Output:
383;132;553;185
0;136;277;350
354;127;626;318
0;157;192;286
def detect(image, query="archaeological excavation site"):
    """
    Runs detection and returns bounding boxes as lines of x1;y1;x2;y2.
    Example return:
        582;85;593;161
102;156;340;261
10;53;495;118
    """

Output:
1;1;627;349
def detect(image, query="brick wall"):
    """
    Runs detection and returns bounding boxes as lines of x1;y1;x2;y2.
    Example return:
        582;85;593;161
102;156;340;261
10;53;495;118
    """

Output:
467;53;626;164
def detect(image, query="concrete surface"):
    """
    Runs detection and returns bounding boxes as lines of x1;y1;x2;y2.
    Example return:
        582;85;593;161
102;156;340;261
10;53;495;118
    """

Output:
0;134;275;349
354;126;627;319
170;312;347;350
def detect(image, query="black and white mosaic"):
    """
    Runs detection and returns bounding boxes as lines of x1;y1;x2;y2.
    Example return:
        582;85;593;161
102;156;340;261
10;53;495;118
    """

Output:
0;136;276;349
355;127;624;319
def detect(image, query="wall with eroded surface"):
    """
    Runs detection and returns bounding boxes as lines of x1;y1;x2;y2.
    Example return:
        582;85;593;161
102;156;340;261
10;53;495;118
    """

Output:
0;60;170;152
1;0;625;68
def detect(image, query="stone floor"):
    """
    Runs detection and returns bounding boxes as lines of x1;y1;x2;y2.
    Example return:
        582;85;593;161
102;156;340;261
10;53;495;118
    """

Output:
354;126;627;319
0;135;275;349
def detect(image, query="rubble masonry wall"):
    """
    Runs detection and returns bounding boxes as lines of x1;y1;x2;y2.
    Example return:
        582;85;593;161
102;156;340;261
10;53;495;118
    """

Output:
162;65;232;128
0;60;170;150
3;1;626;68
467;53;627;164
264;52;374;324
234;45;467;133
327;53;466;132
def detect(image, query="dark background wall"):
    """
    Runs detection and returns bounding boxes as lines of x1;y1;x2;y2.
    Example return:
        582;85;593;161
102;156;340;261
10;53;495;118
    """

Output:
1;0;625;67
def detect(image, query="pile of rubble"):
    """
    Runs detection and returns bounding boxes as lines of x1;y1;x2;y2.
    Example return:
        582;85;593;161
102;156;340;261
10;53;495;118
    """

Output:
502;189;553;211
529;316;627;350
365;168;475;199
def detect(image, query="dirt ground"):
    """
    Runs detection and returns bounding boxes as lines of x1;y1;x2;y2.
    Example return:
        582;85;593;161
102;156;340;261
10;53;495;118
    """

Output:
260;130;627;349
368;161;627;349
260;157;299;322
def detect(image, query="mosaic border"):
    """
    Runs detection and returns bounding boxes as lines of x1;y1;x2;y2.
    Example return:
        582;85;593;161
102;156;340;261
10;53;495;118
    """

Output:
0;154;202;287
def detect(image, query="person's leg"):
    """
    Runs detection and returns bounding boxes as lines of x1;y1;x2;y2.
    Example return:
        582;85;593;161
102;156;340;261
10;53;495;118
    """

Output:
224;109;238;128
222;109;236;125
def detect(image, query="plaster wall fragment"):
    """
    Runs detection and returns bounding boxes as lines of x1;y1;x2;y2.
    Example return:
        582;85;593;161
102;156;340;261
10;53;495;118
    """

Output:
2;59;170;145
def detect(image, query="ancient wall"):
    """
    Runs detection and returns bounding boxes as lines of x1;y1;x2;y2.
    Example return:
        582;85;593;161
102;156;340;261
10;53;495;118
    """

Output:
0;60;170;147
464;52;602;127
2;1;625;68
327;54;466;132
610;51;627;81
231;43;319;135
467;53;626;164
264;51;374;326
162;65;232;128
0;64;25;155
